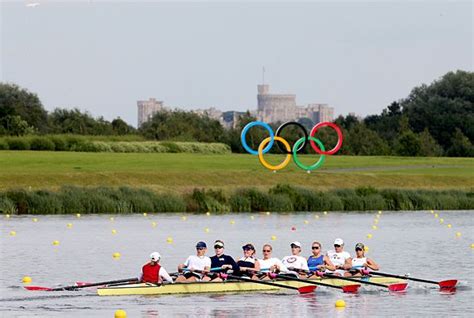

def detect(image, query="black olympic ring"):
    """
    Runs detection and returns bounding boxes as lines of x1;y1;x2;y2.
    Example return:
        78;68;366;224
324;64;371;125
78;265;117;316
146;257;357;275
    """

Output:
275;121;308;154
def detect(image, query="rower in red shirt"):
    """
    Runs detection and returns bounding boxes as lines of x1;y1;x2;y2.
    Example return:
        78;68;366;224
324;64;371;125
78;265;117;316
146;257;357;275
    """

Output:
140;252;174;284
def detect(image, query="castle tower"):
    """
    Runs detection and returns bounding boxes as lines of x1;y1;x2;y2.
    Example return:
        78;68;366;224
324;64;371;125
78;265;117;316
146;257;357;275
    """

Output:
137;98;164;127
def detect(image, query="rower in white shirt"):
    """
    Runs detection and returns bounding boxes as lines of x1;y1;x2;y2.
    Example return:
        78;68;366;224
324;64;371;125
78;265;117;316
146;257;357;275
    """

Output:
326;238;351;276
176;241;212;282
281;241;309;278
257;244;288;280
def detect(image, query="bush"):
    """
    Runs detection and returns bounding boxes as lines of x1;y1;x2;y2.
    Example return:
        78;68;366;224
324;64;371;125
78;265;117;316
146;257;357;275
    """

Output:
49;136;68;151
30;137;55;151
5;137;30;150
0;139;9;150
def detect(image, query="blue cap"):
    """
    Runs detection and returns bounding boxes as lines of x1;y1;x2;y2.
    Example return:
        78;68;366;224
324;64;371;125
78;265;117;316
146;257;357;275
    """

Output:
196;241;207;248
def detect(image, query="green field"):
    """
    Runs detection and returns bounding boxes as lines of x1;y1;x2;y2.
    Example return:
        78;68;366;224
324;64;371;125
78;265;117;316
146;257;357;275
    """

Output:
0;151;472;194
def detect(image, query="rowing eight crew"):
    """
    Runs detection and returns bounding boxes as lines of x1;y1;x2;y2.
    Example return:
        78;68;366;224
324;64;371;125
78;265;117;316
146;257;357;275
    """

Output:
140;238;379;284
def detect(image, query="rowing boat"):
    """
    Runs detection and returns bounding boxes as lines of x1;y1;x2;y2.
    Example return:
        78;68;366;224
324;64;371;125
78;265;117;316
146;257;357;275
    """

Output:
97;276;406;296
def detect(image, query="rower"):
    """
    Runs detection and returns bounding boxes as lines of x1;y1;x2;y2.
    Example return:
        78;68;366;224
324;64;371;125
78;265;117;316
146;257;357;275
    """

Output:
326;238;351;276
176;241;212;282
345;243;379;277
140;252;174;284
281;241;309;277
236;243;260;279
257;244;288;280
307;241;335;275
210;240;239;281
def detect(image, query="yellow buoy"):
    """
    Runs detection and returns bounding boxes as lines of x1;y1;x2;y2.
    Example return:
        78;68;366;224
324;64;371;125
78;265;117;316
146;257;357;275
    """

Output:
204;227;210;233
110;217;115;221
456;232;462;237
434;213;439;218
447;224;452;228
364;246;369;252
373;219;379;224
367;233;373;239
376;214;380;219
430;210;434;214
115;309;127;318
439;218;444;224
372;225;378;230
266;212;271;215
32;218;38;222
76;213;81;218
143;213;147;217
271;235;277;241
314;215;320;219
9;231;16;236
112;252;121;259
22;276;32;284
111;229;117;235
181;216;187;221
250;215;255;220
378;211;382;215
52;240;60;246
151;221;157;227
323;211;328;215
335;299;346;308
167;237;173;244
304;220;309;224
5;214;11;218
230;219;235;225
66;223;73;229
470;243;474;249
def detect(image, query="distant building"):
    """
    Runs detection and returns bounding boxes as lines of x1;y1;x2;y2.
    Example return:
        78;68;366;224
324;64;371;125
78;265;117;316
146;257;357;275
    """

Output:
256;84;333;124
194;107;244;129
137;98;165;127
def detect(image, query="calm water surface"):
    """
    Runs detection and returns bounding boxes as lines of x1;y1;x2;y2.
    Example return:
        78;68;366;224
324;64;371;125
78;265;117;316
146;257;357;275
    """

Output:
1;211;473;317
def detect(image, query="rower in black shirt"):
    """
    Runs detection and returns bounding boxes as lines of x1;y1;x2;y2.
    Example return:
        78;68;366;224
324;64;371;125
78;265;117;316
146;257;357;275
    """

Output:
210;240;239;281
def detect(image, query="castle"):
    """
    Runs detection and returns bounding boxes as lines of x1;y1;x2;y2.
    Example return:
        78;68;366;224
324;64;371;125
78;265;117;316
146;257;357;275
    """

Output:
137;84;334;128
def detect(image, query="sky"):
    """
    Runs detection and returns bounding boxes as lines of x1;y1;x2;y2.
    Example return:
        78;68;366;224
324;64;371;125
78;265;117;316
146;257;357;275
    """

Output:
1;0;472;127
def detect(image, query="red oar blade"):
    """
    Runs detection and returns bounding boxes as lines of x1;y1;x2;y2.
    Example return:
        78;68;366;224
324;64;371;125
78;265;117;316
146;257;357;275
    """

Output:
342;284;360;293
75;282;93;287
24;286;52;291
439;280;457;289
298;285;317;294
388;283;408;292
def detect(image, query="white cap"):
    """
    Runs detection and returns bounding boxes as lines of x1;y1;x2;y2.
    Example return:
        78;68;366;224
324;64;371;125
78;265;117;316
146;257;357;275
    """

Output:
290;241;302;248
334;238;344;245
150;252;161;262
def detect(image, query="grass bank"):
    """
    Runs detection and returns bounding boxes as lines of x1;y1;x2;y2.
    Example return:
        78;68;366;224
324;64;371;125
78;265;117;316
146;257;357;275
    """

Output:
0;151;472;194
1;184;472;214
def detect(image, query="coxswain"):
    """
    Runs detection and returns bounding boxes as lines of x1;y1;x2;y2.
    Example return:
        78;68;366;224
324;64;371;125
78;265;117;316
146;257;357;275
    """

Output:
345;243;379;277
307;241;335;276
281;241;309;277
236;243;260;279
176;241;211;282
257;244;288;280
140;252;173;284
210;240;239;281
326;238;351;276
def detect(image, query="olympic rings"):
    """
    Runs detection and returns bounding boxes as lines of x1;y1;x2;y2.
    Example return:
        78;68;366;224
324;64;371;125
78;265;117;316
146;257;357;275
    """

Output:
241;120;343;171
240;121;274;155
258;137;292;171
310;122;343;155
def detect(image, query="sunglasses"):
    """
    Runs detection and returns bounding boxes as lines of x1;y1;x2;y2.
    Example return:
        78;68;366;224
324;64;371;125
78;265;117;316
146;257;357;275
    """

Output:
196;247;205;250
355;248;363;251
243;248;254;251
312;246;320;250
334;244;341;248
214;245;224;249
262;249;271;252
291;245;300;249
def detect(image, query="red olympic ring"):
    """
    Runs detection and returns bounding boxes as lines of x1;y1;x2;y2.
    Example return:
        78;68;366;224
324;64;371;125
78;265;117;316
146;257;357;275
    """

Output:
310;122;343;155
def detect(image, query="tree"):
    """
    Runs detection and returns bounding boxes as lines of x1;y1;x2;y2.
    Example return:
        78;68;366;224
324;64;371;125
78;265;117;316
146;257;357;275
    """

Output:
0;83;48;132
112;117;135;135
419;128;443;156
394;130;421;156
446;128;474;157
0;115;35;136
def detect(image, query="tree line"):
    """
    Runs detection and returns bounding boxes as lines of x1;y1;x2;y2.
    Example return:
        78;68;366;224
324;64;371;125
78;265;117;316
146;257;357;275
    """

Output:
0;70;472;157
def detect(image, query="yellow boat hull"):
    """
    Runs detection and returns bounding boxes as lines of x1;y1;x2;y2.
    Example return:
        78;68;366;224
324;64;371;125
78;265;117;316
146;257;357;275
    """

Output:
97;277;405;296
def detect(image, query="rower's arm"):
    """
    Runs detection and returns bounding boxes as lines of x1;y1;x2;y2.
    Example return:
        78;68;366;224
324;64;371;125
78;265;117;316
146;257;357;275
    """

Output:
366;258;379;271
324;256;336;271
341;257;352;270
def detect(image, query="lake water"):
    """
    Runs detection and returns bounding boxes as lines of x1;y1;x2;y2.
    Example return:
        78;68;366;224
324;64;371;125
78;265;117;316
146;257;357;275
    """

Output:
1;211;473;317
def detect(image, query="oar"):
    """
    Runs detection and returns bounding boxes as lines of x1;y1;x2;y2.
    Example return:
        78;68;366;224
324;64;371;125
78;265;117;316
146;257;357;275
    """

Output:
278;271;360;293
224;274;316;294
367;271;457;289
323;272;407;292
24;277;139;291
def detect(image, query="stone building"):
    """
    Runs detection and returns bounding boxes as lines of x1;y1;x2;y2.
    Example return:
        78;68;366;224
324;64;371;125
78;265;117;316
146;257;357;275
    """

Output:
137;98;165;127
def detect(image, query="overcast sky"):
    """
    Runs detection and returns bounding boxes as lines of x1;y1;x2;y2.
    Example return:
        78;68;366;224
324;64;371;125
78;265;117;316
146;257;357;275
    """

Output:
1;0;472;126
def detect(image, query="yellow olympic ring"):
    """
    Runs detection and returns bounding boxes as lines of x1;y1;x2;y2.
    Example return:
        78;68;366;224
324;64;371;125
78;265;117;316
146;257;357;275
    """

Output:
258;137;292;171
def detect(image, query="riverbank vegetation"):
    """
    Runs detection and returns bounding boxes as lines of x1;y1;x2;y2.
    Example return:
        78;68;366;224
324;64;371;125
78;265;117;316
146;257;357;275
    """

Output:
0;184;472;215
